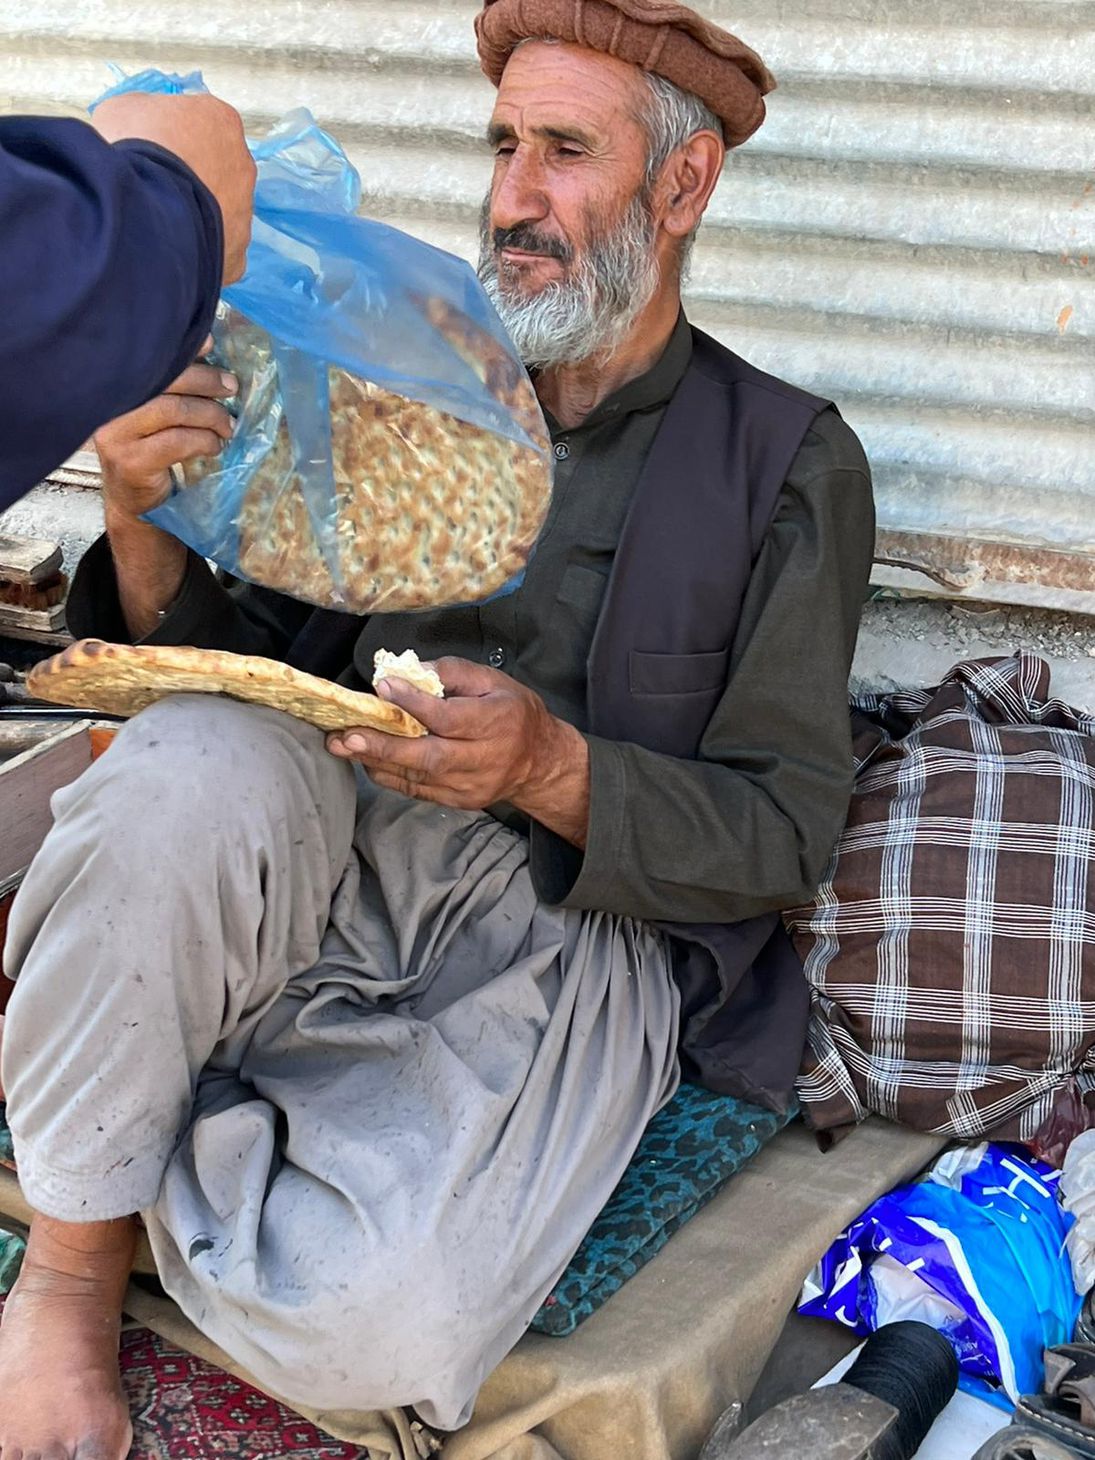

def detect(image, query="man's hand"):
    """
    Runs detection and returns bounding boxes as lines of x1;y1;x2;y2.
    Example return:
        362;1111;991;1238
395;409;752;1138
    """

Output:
95;351;236;519
328;658;591;847
92;93;256;283
93;347;237;639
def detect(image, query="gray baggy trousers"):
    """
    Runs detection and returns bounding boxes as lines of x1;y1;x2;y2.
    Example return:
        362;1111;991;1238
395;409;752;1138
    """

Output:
1;696;680;1430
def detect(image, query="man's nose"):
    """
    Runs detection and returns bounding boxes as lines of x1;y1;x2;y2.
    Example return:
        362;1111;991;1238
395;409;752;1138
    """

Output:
491;147;551;233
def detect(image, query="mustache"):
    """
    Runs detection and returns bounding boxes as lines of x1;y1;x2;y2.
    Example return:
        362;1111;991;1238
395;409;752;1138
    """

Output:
493;224;572;264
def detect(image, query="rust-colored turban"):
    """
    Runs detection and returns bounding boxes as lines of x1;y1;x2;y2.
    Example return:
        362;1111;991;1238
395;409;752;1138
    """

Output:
474;0;775;148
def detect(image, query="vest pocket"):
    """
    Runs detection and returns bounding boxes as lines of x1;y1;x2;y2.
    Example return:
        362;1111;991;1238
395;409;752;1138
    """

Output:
628;648;730;696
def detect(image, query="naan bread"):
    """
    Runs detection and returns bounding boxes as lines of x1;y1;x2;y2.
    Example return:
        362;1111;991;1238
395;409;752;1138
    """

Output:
184;306;550;615
373;648;444;698
27;640;427;736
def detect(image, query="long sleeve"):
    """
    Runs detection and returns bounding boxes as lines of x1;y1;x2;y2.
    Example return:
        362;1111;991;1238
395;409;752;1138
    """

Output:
65;535;310;659
0;117;223;512
531;408;875;924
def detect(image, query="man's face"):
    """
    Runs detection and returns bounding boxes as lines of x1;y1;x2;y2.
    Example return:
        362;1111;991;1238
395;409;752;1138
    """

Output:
478;42;662;368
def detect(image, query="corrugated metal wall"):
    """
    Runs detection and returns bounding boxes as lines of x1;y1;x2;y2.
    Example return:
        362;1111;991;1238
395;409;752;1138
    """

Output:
3;0;1093;611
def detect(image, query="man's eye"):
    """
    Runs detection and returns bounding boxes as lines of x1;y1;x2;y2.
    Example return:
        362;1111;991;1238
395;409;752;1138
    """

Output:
556;146;584;159
494;143;517;158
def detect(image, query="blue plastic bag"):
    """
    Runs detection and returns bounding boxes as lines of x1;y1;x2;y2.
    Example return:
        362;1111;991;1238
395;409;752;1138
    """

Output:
799;1144;1081;1408
92;69;552;614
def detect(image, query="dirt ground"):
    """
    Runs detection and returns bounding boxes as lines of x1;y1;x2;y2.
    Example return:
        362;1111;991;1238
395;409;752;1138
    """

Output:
854;596;1095;711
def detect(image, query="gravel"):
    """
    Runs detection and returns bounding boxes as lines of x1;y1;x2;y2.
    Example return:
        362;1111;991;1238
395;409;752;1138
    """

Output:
854;596;1095;711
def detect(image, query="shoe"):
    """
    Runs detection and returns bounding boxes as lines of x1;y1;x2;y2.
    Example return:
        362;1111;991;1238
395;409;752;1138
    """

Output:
1004;1346;1095;1459
972;1424;1087;1459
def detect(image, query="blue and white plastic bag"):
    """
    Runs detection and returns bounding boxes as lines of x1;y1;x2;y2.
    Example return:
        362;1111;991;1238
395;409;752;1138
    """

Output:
799;1144;1081;1407
93;69;552;614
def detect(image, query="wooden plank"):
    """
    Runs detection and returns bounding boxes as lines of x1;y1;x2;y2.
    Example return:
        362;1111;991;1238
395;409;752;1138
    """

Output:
0;536;63;585
0;602;67;635
0;719;80;762
0;723;93;883
0;622;72;649
44;449;101;489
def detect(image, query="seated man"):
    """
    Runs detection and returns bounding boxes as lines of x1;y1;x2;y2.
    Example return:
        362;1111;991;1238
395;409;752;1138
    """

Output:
0;2;874;1455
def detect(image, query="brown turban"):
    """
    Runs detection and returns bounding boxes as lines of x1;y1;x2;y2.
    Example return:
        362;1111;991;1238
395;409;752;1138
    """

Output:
474;0;775;148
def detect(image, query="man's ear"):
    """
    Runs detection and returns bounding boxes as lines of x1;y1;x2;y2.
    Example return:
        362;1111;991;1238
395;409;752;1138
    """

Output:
654;130;725;241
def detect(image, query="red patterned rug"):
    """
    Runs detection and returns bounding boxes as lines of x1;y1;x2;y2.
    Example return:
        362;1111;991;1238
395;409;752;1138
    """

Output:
0;1294;365;1459
120;1325;367;1459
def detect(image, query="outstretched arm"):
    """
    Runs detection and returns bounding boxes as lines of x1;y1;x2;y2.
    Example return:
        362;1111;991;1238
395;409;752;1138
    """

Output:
0;96;254;509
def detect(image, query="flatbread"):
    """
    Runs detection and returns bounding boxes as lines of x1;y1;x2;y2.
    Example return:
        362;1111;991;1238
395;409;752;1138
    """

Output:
27;640;427;737
373;648;445;698
184;306;550;615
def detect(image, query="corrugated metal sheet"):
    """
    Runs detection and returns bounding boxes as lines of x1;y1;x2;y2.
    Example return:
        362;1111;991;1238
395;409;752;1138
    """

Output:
3;0;1093;610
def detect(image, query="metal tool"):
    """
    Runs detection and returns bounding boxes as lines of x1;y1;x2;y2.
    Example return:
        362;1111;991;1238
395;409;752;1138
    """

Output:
704;1385;898;1459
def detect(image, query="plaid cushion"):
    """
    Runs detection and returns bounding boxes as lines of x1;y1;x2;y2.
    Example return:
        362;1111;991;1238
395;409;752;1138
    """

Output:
785;653;1095;1141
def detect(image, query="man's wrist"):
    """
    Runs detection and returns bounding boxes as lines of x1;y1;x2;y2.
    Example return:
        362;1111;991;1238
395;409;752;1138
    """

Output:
104;499;168;549
103;501;189;638
513;716;591;848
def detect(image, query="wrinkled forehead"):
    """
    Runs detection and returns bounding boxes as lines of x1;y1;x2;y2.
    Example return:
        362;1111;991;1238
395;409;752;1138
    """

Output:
490;39;650;148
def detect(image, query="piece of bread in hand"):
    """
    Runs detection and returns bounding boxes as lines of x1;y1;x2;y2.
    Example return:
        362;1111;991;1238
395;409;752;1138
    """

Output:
372;648;445;699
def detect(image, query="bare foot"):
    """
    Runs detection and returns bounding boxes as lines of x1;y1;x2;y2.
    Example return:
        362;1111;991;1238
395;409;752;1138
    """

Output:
0;1212;137;1459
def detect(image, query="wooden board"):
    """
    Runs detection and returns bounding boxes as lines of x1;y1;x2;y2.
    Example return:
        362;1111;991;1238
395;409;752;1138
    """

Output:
0;721;57;761
0;722;95;884
0;624;72;650
0;603;67;637
0;717;85;763
0;722;112;1001
0;535;63;585
44;448;100;489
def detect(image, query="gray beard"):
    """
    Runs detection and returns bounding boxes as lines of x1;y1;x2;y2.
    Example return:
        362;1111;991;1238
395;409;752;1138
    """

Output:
477;192;660;369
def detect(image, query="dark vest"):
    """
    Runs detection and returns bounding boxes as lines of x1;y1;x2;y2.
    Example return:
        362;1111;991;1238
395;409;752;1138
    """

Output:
588;327;830;1112
288;327;830;1111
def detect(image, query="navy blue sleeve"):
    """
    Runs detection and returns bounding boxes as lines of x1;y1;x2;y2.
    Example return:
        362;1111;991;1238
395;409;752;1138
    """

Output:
0;116;224;513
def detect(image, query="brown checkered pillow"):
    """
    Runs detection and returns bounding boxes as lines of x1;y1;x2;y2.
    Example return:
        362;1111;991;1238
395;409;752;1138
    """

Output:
786;653;1095;1141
